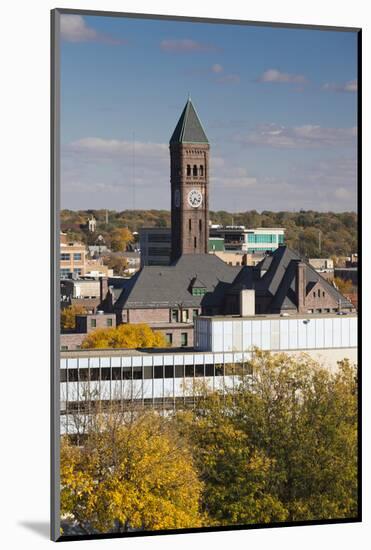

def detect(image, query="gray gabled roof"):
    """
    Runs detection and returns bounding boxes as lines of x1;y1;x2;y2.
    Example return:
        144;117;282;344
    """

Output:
231;246;353;311
170;99;209;144
114;254;239;310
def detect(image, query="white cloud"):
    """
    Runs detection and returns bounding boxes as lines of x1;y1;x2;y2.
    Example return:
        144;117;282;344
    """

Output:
257;68;307;84
211;64;223;73
239;124;357;149
160;39;217;52
66;137;168;160
60;15;124;45
322;79;357;93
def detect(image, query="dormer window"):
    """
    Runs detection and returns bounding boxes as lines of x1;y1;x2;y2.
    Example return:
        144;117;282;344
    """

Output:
189;276;207;297
192;287;207;296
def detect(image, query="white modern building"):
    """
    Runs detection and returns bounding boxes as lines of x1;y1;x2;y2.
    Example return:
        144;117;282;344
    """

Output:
60;312;357;433
209;226;285;253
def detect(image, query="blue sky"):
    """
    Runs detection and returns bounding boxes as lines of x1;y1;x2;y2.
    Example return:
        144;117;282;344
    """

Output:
60;13;358;212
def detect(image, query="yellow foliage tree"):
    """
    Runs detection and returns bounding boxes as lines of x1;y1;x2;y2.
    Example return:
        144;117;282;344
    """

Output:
81;323;167;349
61;304;87;330
61;411;204;534
332;276;353;295
110;228;133;252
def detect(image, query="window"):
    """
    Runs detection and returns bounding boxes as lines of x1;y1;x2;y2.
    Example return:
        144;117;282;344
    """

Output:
192;287;206;296
106;318;113;327
112;367;121;380
175;365;184;378
165;365;174;378
60;269;70;278
195;364;204;377
193;309;199;320
322;291;325;297
90;319;97;328
199;165;204;176
73;268;81;275
154;365;163;379
73;253;82;261
187;164;191;176
205;364;214;376
189;219;192;231
194;236;197;248
181;332;188;347
193;165;198;176
165;333;173;345
61;253;70;261
61;345;68;351
199;219;202;232
185;365;194;377
317;289;321;297
143;366;153;379
148;233;171;243
182;309;189;323
171;309;179;322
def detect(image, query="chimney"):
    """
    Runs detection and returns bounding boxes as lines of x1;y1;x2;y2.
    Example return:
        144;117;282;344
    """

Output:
240;289;255;316
99;276;108;302
296;261;306;313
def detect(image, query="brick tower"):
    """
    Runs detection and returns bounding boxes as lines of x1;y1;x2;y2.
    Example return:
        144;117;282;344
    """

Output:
169;98;210;262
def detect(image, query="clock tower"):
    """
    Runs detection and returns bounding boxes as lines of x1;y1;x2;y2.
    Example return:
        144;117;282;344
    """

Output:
169;98;210;262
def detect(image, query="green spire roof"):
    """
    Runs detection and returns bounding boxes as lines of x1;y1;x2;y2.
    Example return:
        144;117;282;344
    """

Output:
170;99;209;144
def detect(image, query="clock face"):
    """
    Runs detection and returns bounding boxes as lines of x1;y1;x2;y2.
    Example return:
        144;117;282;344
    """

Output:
174;189;180;208
188;189;203;208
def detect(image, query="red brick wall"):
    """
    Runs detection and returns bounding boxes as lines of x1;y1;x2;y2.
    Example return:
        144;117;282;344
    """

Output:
128;308;170;323
153;326;194;348
60;333;86;350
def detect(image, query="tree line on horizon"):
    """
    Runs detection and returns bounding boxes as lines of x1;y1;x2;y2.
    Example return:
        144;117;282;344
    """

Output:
61;208;357;258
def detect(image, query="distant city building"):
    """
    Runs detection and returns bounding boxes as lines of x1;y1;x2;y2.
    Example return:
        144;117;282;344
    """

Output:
122;251;141;274
209;225;285;254
60;232;113;278
308;258;334;271
139;227;171;266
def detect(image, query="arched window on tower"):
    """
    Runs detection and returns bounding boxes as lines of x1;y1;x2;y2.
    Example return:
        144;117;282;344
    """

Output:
194;236;197;249
187;165;191;176
199;165;204;177
193;165;198;177
189;219;192;231
199;219;202;232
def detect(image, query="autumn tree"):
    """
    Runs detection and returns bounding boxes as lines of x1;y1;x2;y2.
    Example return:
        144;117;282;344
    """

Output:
176;391;288;526
102;253;128;276
177;351;357;525
61;304;87;330
233;350;358;521
332;276;353;295
110;228;133;252
81;323;167;349
61;410;204;534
